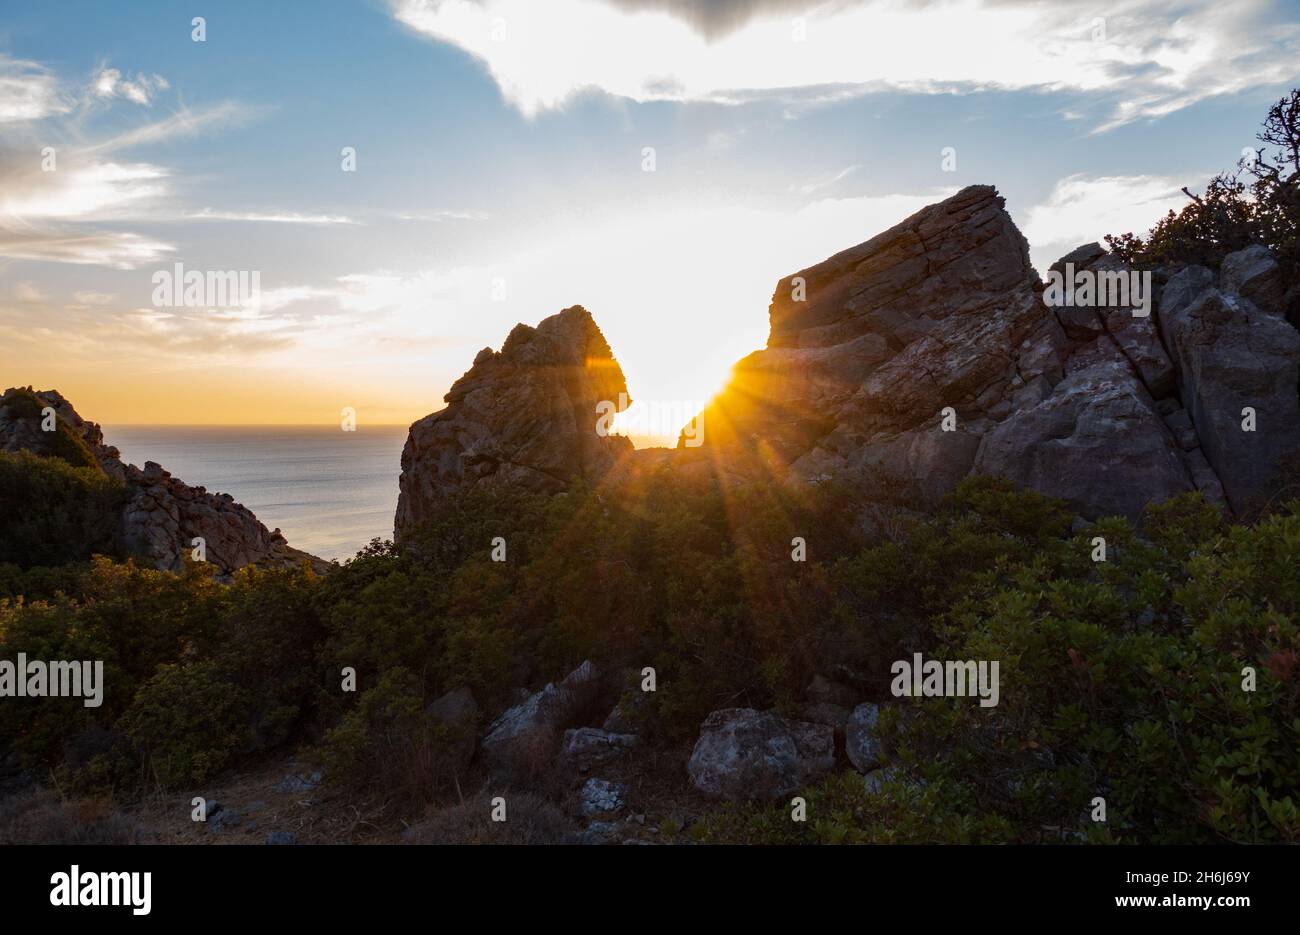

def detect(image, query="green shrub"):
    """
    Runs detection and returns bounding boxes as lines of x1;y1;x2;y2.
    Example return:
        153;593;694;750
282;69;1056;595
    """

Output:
0;450;126;567
1107;88;1300;282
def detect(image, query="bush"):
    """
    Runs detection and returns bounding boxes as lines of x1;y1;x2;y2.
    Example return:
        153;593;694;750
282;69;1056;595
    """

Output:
317;667;464;803
1107;88;1300;282
0;451;126;568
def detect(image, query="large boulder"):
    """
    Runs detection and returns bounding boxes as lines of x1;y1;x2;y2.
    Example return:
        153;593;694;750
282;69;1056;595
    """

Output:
845;703;884;773
974;357;1194;518
1158;258;1300;515
682;190;1300;522
1220;244;1286;316
686;708;835;802
395;306;633;537
427;686;479;773
481;660;603;779
686;186;1054;500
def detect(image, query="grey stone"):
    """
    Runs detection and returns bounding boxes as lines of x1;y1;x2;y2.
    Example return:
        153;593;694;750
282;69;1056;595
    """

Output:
579;778;626;817
482;660;603;779
1160;287;1300;514
687;708;835;802
845;703;884;772
560;727;638;772
1220;244;1285;316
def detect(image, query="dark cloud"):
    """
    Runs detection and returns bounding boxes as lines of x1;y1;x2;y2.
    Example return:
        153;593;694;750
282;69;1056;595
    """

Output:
603;0;842;39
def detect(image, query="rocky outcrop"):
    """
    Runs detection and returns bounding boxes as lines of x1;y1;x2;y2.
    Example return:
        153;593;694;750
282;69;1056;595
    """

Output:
688;185;1052;501
118;459;325;575
689;186;1300;521
686;708;835;802
0;387;326;576
391;186;1300;530
481;660;604;779
395;306;633;536
1158;265;1300;514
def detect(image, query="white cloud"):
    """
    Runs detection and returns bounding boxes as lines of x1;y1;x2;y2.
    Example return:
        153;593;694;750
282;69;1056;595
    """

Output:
0;161;170;221
0;229;174;269
0;95;250;268
1020;173;1193;272
251;286;346;313
91;67;169;106
92;67;120;98
185;208;358;225
793;163;864;196
0;56;68;122
391;0;1300;127
85;101;253;153
393;209;489;222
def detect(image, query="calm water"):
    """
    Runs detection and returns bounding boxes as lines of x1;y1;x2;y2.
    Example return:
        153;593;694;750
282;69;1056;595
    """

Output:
104;425;410;562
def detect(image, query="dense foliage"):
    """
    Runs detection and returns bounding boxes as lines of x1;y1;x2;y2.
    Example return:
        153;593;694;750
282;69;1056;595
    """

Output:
1;457;1297;842
0;451;126;569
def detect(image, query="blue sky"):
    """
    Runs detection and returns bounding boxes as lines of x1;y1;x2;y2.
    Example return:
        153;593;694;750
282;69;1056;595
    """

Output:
1;0;1297;435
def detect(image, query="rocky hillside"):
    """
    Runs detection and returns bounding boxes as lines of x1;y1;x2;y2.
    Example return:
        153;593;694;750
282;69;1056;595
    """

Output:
397;185;1300;531
0;387;326;576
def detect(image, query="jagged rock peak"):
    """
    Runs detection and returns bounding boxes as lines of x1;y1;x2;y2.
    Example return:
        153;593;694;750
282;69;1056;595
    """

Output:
395;305;633;536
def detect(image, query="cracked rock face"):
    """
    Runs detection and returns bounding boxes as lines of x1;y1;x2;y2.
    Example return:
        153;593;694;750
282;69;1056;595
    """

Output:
395;305;633;537
393;186;1300;528
1158;275;1300;514
690;185;1300;521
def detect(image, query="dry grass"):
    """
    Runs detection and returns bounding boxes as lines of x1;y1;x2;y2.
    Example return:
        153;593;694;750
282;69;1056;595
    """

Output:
0;788;150;845
403;792;569;844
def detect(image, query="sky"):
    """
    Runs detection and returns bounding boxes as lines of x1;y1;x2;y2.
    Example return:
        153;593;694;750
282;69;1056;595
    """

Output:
1;0;1297;443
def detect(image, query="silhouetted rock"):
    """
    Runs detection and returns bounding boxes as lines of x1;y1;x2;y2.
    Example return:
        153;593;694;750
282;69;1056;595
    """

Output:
395;306;633;536
688;187;1300;521
388;187;1300;528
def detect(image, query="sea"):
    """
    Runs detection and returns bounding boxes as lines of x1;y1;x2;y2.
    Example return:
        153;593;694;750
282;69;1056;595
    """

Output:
104;425;410;563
